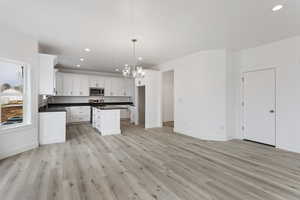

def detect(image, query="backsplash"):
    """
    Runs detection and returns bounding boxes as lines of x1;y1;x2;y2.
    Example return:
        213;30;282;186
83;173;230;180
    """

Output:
49;96;132;103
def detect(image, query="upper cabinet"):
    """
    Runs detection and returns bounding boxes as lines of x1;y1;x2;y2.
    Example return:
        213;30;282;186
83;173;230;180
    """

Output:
55;72;64;96
89;76;105;88
124;79;134;97
56;73;89;96
39;54;58;95
55;72;134;97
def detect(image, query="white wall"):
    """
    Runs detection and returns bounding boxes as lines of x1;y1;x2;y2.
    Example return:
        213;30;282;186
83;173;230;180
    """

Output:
162;70;174;122
234;36;300;153
159;49;229;141
135;70;162;129
145;70;162;129
0;26;39;159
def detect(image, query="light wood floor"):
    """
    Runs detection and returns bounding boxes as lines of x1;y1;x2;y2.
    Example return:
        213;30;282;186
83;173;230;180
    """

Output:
1;123;300;200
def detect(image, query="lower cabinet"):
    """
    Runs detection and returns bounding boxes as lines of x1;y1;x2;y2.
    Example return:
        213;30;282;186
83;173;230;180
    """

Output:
129;106;137;125
120;108;130;119
66;106;90;123
92;108;121;135
39;111;66;145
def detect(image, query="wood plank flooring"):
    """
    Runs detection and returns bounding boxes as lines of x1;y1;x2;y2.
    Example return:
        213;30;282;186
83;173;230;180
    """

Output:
1;122;300;200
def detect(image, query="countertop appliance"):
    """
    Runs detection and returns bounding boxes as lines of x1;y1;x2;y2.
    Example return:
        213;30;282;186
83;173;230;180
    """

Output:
89;88;104;96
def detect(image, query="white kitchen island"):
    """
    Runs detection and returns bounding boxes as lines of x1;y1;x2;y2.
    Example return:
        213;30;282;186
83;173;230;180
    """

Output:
92;106;122;135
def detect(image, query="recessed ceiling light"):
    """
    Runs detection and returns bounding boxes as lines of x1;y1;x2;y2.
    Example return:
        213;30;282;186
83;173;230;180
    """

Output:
138;57;143;61
80;58;84;62
84;48;91;52
125;64;129;67
115;69;120;72
272;4;283;11
76;64;80;67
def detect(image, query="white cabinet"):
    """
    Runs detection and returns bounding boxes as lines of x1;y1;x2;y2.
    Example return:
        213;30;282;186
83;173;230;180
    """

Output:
56;73;134;98
104;78;112;96
62;73;74;96
73;75;89;96
79;75;89;96
92;108;121;135
66;106;90;123
120;108;130;119
39;111;66;145
55;72;64;96
39;54;58;95
89;76;105;88
111;78;123;96
124;79;134;97
56;73;89;96
129;106;137;124
105;78;134;97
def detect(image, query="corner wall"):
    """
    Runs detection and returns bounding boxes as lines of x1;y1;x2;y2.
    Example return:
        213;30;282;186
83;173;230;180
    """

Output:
0;26;39;159
158;49;230;141
234;36;300;153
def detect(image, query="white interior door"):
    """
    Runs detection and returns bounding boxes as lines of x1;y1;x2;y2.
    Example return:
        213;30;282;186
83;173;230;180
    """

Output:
243;69;276;145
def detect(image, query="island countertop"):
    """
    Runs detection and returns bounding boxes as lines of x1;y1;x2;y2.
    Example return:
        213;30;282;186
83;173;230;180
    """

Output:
48;102;134;108
95;106;129;110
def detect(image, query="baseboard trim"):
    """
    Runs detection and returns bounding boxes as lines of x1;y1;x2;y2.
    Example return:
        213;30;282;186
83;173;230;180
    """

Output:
101;129;121;136
0;142;38;160
40;138;66;145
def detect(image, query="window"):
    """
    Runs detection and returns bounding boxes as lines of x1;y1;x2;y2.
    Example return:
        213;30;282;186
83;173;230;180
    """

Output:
0;59;29;128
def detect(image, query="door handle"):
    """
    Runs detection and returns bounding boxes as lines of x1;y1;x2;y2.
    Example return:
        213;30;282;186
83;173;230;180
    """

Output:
269;110;275;113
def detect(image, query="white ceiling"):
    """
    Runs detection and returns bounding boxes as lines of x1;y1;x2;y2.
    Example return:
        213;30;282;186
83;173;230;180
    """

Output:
0;0;299;72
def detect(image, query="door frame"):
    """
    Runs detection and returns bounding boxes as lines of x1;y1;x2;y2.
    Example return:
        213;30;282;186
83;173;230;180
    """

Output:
241;67;277;146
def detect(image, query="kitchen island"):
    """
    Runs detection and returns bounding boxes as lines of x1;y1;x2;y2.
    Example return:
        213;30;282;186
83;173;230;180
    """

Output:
92;106;128;136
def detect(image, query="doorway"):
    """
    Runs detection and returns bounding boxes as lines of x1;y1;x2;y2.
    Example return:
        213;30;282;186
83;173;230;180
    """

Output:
162;70;174;128
138;86;145;128
243;68;276;146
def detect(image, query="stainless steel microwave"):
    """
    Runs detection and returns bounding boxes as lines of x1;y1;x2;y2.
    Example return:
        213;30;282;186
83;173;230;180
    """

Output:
89;88;105;96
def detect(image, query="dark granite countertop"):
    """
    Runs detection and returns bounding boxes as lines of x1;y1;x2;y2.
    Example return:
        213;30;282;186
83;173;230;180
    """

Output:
95;106;129;110
39;106;67;113
48;102;134;108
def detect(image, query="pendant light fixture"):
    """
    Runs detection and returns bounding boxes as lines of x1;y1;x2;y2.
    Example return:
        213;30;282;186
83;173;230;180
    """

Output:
120;0;145;78
122;38;145;78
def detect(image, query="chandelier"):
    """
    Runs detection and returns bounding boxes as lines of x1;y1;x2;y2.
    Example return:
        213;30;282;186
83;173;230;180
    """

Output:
121;38;145;78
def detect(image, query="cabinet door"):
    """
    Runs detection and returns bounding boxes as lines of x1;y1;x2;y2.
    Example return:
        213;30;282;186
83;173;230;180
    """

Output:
89;76;105;88
78;106;90;121
119;78;127;96
63;73;74;96
105;78;112;96
111;78;123;96
55;72;64;96
79;75;89;96
124;79;134;97
72;75;81;96
110;78;118;96
89;76;98;88
97;76;105;88
39;54;57;95
120;109;129;119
